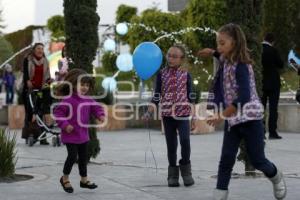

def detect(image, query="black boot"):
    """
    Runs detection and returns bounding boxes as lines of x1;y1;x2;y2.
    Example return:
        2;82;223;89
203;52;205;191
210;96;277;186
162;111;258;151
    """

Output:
269;131;282;139
168;166;180;187
179;163;195;186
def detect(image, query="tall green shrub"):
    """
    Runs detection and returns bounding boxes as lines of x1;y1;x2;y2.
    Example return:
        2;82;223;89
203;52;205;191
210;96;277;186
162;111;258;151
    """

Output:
64;0;101;160
64;0;100;72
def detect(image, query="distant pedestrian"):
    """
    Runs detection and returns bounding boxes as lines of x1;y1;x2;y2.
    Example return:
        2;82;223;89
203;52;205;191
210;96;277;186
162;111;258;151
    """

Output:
3;64;15;104
261;33;284;139
57;46;71;81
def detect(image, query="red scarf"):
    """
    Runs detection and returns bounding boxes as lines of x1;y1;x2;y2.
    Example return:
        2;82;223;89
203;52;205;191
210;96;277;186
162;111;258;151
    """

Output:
31;55;44;89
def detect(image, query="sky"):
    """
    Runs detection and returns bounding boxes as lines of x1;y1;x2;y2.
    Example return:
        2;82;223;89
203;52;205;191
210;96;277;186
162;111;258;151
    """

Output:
0;0;168;34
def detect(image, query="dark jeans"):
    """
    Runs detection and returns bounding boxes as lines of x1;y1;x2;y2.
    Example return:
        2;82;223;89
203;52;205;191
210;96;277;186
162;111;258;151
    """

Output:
261;89;280;135
162;116;191;167
6;86;14;104
63;142;88;177
216;120;277;190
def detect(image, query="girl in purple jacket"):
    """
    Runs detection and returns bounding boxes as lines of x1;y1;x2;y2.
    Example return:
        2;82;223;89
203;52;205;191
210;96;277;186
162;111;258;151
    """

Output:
54;68;105;193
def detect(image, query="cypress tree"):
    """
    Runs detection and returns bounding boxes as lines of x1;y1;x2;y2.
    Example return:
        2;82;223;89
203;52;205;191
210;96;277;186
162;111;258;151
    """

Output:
63;0;100;160
63;0;100;73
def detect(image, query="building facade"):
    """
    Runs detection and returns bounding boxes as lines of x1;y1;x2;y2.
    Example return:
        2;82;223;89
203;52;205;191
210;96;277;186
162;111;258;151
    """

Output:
168;0;189;11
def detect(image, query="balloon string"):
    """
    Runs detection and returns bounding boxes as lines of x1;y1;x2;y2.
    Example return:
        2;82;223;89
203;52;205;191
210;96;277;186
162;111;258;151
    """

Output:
141;81;158;173
113;70;120;78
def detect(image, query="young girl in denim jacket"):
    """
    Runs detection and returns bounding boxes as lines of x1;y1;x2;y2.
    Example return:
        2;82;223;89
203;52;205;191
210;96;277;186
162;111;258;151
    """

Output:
198;23;286;200
54;68;105;193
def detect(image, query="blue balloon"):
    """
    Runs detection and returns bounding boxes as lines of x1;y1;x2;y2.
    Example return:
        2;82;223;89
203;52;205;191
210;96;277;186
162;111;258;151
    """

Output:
103;39;116;51
116;23;128;35
288;50;300;66
116;53;133;72
132;42;163;80
102;77;117;91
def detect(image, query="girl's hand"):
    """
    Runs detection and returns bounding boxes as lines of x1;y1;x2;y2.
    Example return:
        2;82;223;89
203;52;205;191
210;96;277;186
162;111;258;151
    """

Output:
142;111;152;121
97;116;105;124
95;117;105;131
197;48;215;57
191;118;196;131
27;80;33;89
31;115;36;122
207;113;223;127
142;105;155;121
65;125;74;133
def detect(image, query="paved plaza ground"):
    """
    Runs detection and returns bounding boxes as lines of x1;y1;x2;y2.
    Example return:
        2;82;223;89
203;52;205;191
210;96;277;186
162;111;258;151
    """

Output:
0;129;299;200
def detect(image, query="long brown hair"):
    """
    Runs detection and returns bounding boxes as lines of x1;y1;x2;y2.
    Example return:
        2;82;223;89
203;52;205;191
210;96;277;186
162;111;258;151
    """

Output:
218;23;253;64
57;68;94;96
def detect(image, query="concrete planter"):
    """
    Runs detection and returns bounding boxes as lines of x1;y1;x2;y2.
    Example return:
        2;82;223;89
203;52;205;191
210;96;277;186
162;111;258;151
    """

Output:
277;104;300;133
98;105;126;131
191;119;215;134
8;105;25;129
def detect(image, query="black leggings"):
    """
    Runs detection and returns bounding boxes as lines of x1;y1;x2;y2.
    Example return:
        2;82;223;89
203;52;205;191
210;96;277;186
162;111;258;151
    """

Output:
63;142;88;177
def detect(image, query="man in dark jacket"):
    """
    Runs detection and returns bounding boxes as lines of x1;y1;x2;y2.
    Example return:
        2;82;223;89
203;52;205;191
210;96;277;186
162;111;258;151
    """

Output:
261;33;284;139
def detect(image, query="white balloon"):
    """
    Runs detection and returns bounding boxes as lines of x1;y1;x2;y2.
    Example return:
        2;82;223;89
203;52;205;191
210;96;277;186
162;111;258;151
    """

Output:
102;77;117;91
116;23;128;35
103;39;116;51
116;53;133;72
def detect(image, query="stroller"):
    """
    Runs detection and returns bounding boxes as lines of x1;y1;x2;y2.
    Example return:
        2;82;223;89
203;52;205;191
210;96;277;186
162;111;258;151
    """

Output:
23;87;61;147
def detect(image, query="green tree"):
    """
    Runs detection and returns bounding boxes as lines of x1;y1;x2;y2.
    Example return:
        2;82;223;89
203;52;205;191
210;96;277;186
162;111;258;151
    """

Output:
127;9;184;53
47;15;65;41
63;0;100;160
263;0;291;64
4;25;42;70
116;4;137;24
101;51;117;73
115;4;137;44
0;9;5;35
183;0;227;51
0;36;13;66
63;0;100;73
288;0;300;52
